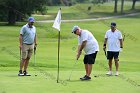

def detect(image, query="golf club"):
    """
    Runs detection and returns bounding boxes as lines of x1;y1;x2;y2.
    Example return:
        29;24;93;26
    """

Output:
20;48;21;63
67;59;78;81
33;46;37;77
123;34;125;42
104;49;107;58
120;34;125;52
34;46;36;66
19;48;26;76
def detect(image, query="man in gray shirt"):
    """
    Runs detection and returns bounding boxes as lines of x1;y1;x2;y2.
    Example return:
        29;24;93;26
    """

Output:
18;17;37;76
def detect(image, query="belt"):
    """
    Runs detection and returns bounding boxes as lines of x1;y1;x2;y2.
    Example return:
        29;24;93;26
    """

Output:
24;43;33;45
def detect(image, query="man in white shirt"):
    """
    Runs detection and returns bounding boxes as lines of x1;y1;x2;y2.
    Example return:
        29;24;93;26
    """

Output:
103;22;123;76
72;26;99;80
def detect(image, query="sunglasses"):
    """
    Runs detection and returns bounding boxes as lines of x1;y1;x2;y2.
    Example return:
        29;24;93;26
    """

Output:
73;29;78;34
74;31;76;34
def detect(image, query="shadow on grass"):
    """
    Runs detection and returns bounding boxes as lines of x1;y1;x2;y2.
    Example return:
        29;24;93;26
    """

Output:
66;79;96;83
93;74;113;78
66;79;80;82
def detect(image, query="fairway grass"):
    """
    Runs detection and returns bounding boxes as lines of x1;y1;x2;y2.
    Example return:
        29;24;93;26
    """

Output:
0;14;140;93
33;1;140;20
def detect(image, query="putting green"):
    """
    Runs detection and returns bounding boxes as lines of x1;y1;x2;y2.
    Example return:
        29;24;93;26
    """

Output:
0;69;140;93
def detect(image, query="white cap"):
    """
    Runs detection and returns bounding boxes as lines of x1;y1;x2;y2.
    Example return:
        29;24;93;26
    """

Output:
72;25;79;33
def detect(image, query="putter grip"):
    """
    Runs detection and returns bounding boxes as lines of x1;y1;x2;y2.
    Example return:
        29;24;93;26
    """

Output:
34;47;36;50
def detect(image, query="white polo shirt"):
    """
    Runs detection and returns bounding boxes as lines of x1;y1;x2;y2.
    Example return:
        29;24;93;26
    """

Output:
20;24;36;44
105;29;122;52
78;30;99;55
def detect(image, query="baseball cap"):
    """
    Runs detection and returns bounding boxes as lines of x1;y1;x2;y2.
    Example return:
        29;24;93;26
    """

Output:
72;26;79;33
28;17;35;22
111;22;116;27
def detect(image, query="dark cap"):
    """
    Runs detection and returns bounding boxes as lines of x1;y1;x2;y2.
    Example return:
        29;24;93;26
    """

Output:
111;22;116;27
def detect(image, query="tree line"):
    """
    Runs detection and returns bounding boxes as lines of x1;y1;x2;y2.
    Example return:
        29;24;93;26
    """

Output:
0;0;47;24
0;0;139;24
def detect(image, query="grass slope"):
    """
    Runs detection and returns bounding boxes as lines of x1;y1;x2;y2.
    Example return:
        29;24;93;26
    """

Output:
33;1;140;20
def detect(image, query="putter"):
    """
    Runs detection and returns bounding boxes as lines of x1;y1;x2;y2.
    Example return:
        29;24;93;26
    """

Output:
68;59;78;81
18;48;25;76
34;46;36;66
20;48;22;62
123;34;125;42
104;50;107;58
103;47;107;58
120;34;125;52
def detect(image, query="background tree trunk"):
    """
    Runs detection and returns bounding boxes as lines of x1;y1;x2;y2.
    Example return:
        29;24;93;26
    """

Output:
132;0;137;10
121;0;124;14
114;0;118;13
8;9;16;24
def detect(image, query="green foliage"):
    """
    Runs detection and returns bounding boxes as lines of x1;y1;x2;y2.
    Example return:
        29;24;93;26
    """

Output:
0;0;47;24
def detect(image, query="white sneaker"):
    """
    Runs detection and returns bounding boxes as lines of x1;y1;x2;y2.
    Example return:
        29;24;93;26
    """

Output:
18;73;24;76
115;71;119;76
18;70;24;76
106;71;112;75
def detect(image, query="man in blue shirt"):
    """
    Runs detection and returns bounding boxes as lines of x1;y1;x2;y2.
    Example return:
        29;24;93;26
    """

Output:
18;17;37;76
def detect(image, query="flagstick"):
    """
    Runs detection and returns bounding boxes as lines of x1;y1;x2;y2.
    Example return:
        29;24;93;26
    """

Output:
52;8;61;83
57;31;60;83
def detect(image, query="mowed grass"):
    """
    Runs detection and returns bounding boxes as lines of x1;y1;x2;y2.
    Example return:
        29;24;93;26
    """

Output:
0;15;140;93
33;1;140;20
0;71;140;93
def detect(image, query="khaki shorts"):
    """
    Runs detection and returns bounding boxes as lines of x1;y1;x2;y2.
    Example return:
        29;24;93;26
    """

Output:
22;44;34;59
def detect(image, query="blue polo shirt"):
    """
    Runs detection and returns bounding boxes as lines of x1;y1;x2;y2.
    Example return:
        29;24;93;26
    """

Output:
20;24;36;44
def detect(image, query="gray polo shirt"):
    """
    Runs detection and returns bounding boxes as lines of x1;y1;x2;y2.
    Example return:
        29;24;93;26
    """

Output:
20;24;36;44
